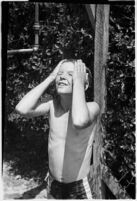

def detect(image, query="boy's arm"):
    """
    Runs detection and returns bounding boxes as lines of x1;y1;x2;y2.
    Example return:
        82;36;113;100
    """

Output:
72;60;100;129
15;60;65;117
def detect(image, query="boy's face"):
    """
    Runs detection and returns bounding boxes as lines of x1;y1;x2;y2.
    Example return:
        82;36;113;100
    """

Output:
55;61;74;95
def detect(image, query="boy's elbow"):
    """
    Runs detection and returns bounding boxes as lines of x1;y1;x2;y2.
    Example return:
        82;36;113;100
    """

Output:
15;105;28;116
15;105;21;113
73;118;91;129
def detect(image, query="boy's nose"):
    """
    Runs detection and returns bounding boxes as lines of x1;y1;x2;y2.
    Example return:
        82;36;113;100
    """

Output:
60;74;66;80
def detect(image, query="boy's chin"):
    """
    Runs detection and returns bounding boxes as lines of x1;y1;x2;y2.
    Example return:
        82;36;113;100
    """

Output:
56;90;72;95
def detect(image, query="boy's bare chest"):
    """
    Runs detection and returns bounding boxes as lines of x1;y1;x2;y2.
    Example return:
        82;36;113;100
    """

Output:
49;106;83;142
49;110;73;135
49;109;91;145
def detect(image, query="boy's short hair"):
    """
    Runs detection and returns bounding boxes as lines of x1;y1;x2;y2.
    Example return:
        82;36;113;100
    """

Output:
61;59;92;88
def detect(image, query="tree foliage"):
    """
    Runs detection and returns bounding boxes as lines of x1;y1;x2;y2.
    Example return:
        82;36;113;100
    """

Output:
4;2;135;197
102;5;135;197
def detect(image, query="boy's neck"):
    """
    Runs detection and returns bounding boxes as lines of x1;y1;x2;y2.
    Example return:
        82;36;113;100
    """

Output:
59;94;72;112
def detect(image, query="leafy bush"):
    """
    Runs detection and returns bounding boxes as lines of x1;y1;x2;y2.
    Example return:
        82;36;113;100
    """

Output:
102;5;135;198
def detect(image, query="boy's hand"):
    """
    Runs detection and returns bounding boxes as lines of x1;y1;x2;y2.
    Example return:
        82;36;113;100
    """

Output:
50;59;66;80
73;60;87;86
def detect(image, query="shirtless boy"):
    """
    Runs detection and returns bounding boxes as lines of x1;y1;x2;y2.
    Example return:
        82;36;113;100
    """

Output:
15;59;100;199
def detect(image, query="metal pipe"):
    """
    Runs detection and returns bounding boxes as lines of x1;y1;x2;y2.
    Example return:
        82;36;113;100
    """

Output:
7;3;40;55
33;3;40;49
7;47;38;55
35;3;39;23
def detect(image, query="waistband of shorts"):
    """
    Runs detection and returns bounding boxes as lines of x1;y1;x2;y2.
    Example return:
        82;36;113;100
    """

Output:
49;171;90;187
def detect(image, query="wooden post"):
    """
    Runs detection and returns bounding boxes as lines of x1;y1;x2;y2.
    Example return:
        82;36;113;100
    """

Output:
92;4;110;199
85;4;96;31
86;4;131;199
85;4;110;198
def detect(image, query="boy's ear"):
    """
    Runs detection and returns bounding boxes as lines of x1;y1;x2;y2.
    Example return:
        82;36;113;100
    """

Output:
85;73;89;91
85;82;89;91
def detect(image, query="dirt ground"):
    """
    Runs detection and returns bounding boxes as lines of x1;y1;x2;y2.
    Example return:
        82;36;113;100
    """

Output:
3;161;48;199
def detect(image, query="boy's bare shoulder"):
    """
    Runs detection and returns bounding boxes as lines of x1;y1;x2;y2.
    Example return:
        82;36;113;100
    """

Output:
42;98;58;111
39;97;53;111
40;96;53;104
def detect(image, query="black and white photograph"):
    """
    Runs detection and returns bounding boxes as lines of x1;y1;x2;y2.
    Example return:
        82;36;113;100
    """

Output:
2;1;135;199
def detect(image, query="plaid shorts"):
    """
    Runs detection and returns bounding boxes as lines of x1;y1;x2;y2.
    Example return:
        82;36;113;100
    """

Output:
47;173;93;199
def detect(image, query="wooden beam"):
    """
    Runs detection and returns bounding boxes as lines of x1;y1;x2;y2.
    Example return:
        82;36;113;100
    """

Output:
90;4;110;199
102;165;131;199
87;3;132;199
94;5;109;111
85;4;96;31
